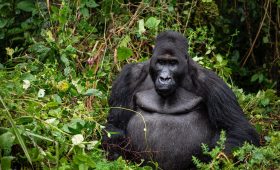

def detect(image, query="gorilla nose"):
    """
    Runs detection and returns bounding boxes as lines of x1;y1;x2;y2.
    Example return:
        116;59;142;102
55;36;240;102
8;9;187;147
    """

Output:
159;76;171;84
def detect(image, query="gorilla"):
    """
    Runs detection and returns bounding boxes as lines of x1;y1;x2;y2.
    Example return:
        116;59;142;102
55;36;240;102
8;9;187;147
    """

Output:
102;31;259;170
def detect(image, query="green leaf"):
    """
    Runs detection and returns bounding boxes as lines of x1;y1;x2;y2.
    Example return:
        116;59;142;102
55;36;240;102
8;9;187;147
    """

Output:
86;0;99;8
262;36;269;44
45;102;59;108
65;45;76;54
1;77;32;166
0;18;8;28
16;1;35;12
60;55;70;66
138;19;146;35
0;31;4;39
251;74;259;82
117;47;133;61
73;153;96;168
168;5;174;12
0;132;15;149
216;54;223;63
53;94;62;104
80;7;89;19
16;116;34;125
145;17;160;30
119;35;131;48
260;98;270;107
205;49;211;55
0;3;11;10
1;156;14;170
84;88;103;98
255;124;263;133
62;119;86;134
258;73;264;83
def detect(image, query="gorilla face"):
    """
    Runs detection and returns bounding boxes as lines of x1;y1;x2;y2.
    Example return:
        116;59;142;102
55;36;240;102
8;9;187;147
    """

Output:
150;52;185;97
149;31;189;97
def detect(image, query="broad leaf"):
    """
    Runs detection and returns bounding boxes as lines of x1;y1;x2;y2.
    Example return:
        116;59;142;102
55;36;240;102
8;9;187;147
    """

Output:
16;1;35;12
117;47;133;61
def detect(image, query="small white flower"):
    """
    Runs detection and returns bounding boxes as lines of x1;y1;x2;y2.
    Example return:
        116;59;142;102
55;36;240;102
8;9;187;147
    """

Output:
23;80;30;90
72;134;84;145
87;140;98;150
38;89;45;98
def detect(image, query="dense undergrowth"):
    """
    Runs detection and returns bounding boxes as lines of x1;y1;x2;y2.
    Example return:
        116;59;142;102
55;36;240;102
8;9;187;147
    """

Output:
0;0;279;169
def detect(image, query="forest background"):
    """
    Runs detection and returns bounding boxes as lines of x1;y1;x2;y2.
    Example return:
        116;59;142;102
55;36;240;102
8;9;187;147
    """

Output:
0;0;279;169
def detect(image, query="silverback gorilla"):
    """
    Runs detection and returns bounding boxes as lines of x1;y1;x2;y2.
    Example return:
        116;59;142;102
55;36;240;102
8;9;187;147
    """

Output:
102;31;259;170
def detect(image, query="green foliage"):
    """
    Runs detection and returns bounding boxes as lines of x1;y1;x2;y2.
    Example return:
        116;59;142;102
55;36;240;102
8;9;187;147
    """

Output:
193;131;280;169
192;131;233;170
0;0;279;169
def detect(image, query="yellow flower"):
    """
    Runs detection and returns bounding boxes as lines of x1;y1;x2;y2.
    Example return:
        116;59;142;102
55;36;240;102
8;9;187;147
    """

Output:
6;47;14;57
57;80;69;92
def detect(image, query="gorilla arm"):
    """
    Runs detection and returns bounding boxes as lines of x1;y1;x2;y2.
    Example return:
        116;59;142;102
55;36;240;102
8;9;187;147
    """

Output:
102;61;150;160
107;61;150;129
186;58;260;152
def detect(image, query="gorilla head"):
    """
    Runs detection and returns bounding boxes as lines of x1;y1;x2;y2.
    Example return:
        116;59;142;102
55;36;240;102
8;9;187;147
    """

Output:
150;31;188;97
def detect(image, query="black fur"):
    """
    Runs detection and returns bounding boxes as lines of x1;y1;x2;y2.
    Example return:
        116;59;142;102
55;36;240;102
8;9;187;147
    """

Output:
102;31;259;169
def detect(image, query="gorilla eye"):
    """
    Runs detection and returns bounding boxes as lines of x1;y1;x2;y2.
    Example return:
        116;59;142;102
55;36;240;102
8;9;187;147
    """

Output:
157;60;165;65
169;60;178;65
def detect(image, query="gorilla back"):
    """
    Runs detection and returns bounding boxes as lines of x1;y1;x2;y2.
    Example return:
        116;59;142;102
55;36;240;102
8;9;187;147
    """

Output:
103;31;259;170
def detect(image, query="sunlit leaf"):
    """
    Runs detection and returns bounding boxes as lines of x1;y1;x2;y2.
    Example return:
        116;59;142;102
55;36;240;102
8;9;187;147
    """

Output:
117;47;133;61
145;17;160;30
138;19;146;35
260;98;270;107
119;35;131;48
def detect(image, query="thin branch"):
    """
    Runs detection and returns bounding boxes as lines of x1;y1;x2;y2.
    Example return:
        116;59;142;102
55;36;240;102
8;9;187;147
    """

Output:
241;0;270;67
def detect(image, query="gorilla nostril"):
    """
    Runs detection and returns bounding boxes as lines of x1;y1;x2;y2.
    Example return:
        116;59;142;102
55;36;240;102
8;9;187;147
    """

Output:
159;76;171;83
165;77;171;81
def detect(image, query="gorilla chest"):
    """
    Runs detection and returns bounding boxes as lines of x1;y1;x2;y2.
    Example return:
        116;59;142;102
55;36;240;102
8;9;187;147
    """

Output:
127;110;213;149
127;110;214;169
126;88;214;169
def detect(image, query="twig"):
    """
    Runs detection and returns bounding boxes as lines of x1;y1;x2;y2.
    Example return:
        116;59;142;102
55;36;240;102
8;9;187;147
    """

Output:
241;0;270;67
184;0;197;34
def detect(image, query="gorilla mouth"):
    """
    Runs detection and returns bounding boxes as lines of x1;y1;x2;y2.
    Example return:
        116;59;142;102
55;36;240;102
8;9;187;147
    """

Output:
155;86;175;96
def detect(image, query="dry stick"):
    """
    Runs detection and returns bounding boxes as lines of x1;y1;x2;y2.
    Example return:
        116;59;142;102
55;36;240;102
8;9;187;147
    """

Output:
241;0;270;67
116;2;145;35
184;0;197;34
276;8;280;60
244;2;256;64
